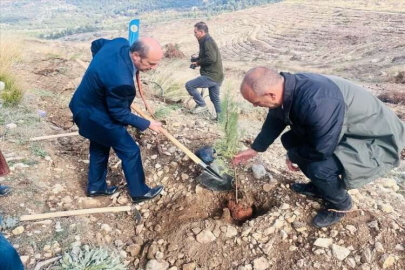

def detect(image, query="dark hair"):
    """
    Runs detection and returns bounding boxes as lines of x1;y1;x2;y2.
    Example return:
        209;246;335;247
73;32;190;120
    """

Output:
194;22;209;33
129;40;149;58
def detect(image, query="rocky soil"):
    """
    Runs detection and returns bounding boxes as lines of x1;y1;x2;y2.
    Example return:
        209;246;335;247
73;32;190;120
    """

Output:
1;1;405;269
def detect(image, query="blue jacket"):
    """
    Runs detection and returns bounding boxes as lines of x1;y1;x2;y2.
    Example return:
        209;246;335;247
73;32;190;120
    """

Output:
69;38;150;143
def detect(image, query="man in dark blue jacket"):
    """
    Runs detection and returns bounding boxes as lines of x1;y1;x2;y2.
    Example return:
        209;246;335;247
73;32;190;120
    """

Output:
232;67;405;227
69;37;164;203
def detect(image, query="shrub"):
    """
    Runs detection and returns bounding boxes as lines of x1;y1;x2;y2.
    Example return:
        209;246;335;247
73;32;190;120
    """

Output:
59;245;127;270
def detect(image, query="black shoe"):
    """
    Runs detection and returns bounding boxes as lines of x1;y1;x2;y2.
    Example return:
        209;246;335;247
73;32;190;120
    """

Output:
0;185;11;196
291;183;321;198
86;186;118;197
132;185;164;204
312;200;352;228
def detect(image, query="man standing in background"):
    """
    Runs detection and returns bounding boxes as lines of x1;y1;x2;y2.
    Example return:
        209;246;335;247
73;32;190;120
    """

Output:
185;22;224;121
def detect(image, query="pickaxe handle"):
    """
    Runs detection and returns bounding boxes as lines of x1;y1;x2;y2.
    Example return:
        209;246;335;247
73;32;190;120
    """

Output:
20;205;133;221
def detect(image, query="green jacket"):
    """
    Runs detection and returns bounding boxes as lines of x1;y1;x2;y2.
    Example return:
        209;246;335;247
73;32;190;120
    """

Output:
327;75;405;189
196;34;224;83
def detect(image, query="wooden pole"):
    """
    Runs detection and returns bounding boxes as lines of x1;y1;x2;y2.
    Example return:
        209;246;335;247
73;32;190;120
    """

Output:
20;205;133;221
29;132;79;141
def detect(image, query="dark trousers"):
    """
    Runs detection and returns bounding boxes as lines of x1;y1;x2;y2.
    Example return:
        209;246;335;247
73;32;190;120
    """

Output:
75;110;150;198
0;234;24;270
281;131;351;210
185;75;222;114
88;131;150;197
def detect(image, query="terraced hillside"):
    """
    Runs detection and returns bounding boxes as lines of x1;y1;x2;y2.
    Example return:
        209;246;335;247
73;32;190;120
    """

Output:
152;0;405;83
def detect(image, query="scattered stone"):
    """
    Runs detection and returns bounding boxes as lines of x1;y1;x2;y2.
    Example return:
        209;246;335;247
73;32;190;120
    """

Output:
6;123;17;129
381;178;399;192
101;224;112;232
346;225;357;234
280;203;290;210
375;242;385;253
196;229;216;243
346;257;356;268
251;164;266;180
168;244;178;252
395;244;404;251
78;197;102;208
380;254;395;269
361;248;373;263
55;222;63;232
181;173;189;181
12;226;24;235
147;244;158;260
127;244;142;257
145;259;169;270
367;220;379;230
378;203;394;213
61;196;73;204
182;262;196;270
0;81;5;91
263;184;273;192
20;256;29;265
280;230;288;241
252;256;269;270
272;219;284;229
314;238;333;248
292;221;307;232
331;244;350;261
226;226;238;238
155;251;164;260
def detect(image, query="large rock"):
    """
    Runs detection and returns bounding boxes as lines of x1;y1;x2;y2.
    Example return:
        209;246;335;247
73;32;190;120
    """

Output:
182;262;196;270
127;244;142;257
196;229;216;243
253;257;269;270
225;226;238;238
380;254;395;269
145;259;169;270
78;197;102;208
251;164;266;180
314;238;333;248
331;244;350;261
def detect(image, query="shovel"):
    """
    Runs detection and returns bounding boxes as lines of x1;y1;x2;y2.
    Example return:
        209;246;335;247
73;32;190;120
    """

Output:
131;104;233;191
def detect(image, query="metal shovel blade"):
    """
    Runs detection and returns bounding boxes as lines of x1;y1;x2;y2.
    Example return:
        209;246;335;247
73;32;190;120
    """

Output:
197;163;234;191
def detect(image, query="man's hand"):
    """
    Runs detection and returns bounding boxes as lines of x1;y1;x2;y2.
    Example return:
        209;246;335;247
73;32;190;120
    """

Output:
232;148;258;166
149;121;162;133
286;157;300;172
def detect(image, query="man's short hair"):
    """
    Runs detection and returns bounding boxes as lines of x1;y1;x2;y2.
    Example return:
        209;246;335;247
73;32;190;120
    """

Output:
242;67;283;95
130;40;149;58
194;22;209;33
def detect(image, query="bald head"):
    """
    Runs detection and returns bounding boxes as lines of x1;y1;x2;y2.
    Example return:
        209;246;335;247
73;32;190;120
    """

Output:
241;67;283;96
130;37;163;59
240;67;285;109
130;37;163;71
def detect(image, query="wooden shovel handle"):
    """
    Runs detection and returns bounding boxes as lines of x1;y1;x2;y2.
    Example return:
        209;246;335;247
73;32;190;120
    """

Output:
30;132;79;141
131;104;205;167
20;205;133;221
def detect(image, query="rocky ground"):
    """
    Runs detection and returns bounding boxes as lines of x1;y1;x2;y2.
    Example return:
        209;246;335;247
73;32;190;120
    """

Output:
1;1;405;269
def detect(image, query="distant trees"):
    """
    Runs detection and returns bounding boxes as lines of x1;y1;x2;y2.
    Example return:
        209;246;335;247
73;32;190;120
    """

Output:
39;25;100;40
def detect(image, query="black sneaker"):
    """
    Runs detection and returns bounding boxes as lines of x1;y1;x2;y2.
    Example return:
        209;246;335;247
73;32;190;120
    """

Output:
291;183;321;198
0;185;11;196
312;200;352;228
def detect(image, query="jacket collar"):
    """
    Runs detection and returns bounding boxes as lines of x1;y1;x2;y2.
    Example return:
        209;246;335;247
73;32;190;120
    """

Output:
122;45;136;75
280;72;296;125
198;34;210;44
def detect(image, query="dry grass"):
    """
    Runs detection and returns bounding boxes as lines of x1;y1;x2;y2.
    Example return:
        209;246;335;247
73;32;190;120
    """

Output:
0;35;24;106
